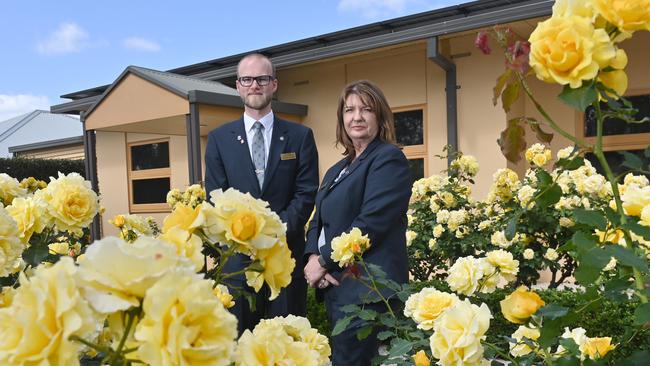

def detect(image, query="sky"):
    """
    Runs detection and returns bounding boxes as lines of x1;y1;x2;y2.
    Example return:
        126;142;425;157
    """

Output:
0;0;466;121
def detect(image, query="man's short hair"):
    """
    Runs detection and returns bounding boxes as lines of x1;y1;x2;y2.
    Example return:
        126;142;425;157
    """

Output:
237;53;276;77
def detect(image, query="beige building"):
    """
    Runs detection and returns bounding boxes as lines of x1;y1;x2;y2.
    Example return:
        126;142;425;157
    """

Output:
51;0;650;239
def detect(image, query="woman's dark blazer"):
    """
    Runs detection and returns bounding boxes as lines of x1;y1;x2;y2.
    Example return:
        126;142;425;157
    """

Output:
304;138;412;305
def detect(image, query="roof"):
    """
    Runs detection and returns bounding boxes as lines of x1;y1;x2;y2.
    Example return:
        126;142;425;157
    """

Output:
0;110;82;157
9;135;84;154
58;0;552;103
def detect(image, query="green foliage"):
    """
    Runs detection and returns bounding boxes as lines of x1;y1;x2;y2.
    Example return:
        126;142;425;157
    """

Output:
0;156;85;181
306;287;330;336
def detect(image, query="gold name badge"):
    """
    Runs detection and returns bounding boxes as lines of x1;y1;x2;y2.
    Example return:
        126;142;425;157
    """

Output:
280;152;297;160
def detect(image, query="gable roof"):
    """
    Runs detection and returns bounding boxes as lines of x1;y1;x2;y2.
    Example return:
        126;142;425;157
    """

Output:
0;110;81;157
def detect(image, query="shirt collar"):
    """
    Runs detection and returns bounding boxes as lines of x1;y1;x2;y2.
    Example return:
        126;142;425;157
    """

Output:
243;111;274;133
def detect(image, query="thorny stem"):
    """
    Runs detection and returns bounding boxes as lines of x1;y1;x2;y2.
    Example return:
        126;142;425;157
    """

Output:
358;258;396;319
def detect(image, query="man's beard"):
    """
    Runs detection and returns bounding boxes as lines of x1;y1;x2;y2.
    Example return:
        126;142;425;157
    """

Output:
243;93;273;110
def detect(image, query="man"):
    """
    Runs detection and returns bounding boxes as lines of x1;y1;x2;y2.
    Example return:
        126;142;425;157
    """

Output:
204;53;319;334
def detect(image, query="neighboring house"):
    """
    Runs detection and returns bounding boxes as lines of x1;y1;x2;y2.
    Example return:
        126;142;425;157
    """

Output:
0;110;83;159
50;0;650;238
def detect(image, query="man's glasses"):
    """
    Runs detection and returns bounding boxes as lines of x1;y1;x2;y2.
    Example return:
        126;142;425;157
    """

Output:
237;75;275;87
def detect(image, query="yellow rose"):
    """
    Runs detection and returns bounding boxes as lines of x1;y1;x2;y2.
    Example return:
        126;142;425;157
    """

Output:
500;286;545;324
0;286;16;308
433;224;445;238
0;173;26;206
406;230;417;247
581;336;616;359
110;214;126;228
529;15;615;88
404;288;458;330
213;284;235;309
134;273;238;366
262;315;331;366
202;189;286;254
413;350;430;366
510;325;541;357
486;249;520;282
600;69;629;97
0;206;23;277
235;317;322;366
35;172;99;235
622;184;650;216
6;196;48;243
245;239;295;300
594;0;650;33
331;227;371;267
76;236;196;313
446;256;484;296
429;300;492;366
0;258;102;365
48;241;70;255
159;226;206;272
553;0;596;19
162;202;203;233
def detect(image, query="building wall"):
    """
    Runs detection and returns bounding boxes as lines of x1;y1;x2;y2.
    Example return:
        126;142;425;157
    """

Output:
15;144;84;160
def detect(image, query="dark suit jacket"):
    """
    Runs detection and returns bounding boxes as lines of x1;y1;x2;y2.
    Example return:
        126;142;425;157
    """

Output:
304;139;411;305
205;116;319;278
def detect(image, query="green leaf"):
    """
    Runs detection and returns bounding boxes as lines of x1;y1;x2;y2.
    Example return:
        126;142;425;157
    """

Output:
529;121;554;143
573;209;607;230
493;70;512;106
633;303;650;325
559;82;597;111
332;316;353;336
356;325;374;340
604;245;649;273
388;338;413;359
536;304;569;320
340;304;360;313
623;222;650;241
505;211;522;240
498;119;527;163
22;244;49;267
573;231;610;283
616;350;650;366
537;184;563;207
358;309;378;321
501;82;520;113
536;169;553;186
559;156;585;171
620;151;643;170
376;331;393;341
538;318;564;348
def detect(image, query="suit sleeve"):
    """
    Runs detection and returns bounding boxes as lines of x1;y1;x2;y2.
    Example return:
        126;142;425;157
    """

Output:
320;146;411;270
204;131;228;198
277;128;319;235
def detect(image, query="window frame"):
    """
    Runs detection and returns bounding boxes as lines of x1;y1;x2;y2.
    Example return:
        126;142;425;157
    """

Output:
126;138;172;213
576;88;650;150
393;104;428;179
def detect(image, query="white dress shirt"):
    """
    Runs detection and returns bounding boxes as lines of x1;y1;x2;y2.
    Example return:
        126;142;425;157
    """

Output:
243;111;274;167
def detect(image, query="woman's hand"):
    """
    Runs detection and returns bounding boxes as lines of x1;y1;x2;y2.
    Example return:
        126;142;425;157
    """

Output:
304;254;340;289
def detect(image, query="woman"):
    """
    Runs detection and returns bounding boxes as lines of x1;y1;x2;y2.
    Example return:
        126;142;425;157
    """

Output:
303;80;411;366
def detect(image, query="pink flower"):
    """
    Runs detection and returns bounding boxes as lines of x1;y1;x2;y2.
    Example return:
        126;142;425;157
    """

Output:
506;40;531;73
475;30;491;55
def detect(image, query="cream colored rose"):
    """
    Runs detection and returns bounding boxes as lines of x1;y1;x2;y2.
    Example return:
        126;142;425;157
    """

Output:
213;284;235;309
428;238;437;249
509;325;541;357
159;226;205;272
406;230;417;246
447;256;484;296
246;239;295;300
529;15;615;88
486;249;520;282
594;0;650;33
76;236;196;313
0;173;26;206
557;146;576;160
330;227;371;267
262;315;331;366
523;248;535;260
48;241;70;255
500;286;545;324
557;327;588;356
35;172;99;235
622;184;650;217
559;217;575;227
544;248;559;261
162;202;203;234
5;196;48;243
518;185;536;208
433;224;445;238
134;273;237;366
0;258;102;365
0;206;23;278
405;288;459;330
429;300;492;366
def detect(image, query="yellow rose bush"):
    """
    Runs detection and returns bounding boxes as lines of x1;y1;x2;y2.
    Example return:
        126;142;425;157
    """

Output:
0;173;26;206
0;206;23;278
330;227;370;267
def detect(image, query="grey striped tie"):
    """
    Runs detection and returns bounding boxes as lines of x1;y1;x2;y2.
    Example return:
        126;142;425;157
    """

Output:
251;121;265;188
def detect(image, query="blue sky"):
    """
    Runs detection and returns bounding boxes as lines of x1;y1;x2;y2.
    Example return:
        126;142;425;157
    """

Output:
0;0;465;121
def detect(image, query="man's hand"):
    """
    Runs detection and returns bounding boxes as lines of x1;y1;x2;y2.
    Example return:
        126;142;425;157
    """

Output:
304;254;340;288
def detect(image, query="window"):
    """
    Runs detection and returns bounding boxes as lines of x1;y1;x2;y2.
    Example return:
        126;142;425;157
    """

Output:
394;106;427;183
127;139;171;213
578;90;650;178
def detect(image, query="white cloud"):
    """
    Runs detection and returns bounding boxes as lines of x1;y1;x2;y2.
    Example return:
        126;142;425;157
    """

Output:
0;94;51;121
123;37;161;52
37;22;89;55
338;0;461;19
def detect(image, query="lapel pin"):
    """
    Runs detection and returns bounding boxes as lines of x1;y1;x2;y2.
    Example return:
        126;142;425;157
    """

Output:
240;140;244;144
237;135;242;140
279;136;284;141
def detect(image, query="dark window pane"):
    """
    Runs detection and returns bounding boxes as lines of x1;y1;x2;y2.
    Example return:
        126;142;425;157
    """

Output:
585;150;650;180
585;95;650;137
394;109;424;146
132;178;170;204
408;158;425;184
131;142;170;171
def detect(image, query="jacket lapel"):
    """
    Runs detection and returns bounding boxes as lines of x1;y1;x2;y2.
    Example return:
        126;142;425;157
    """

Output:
327;139;382;191
261;118;288;195
230;119;261;196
